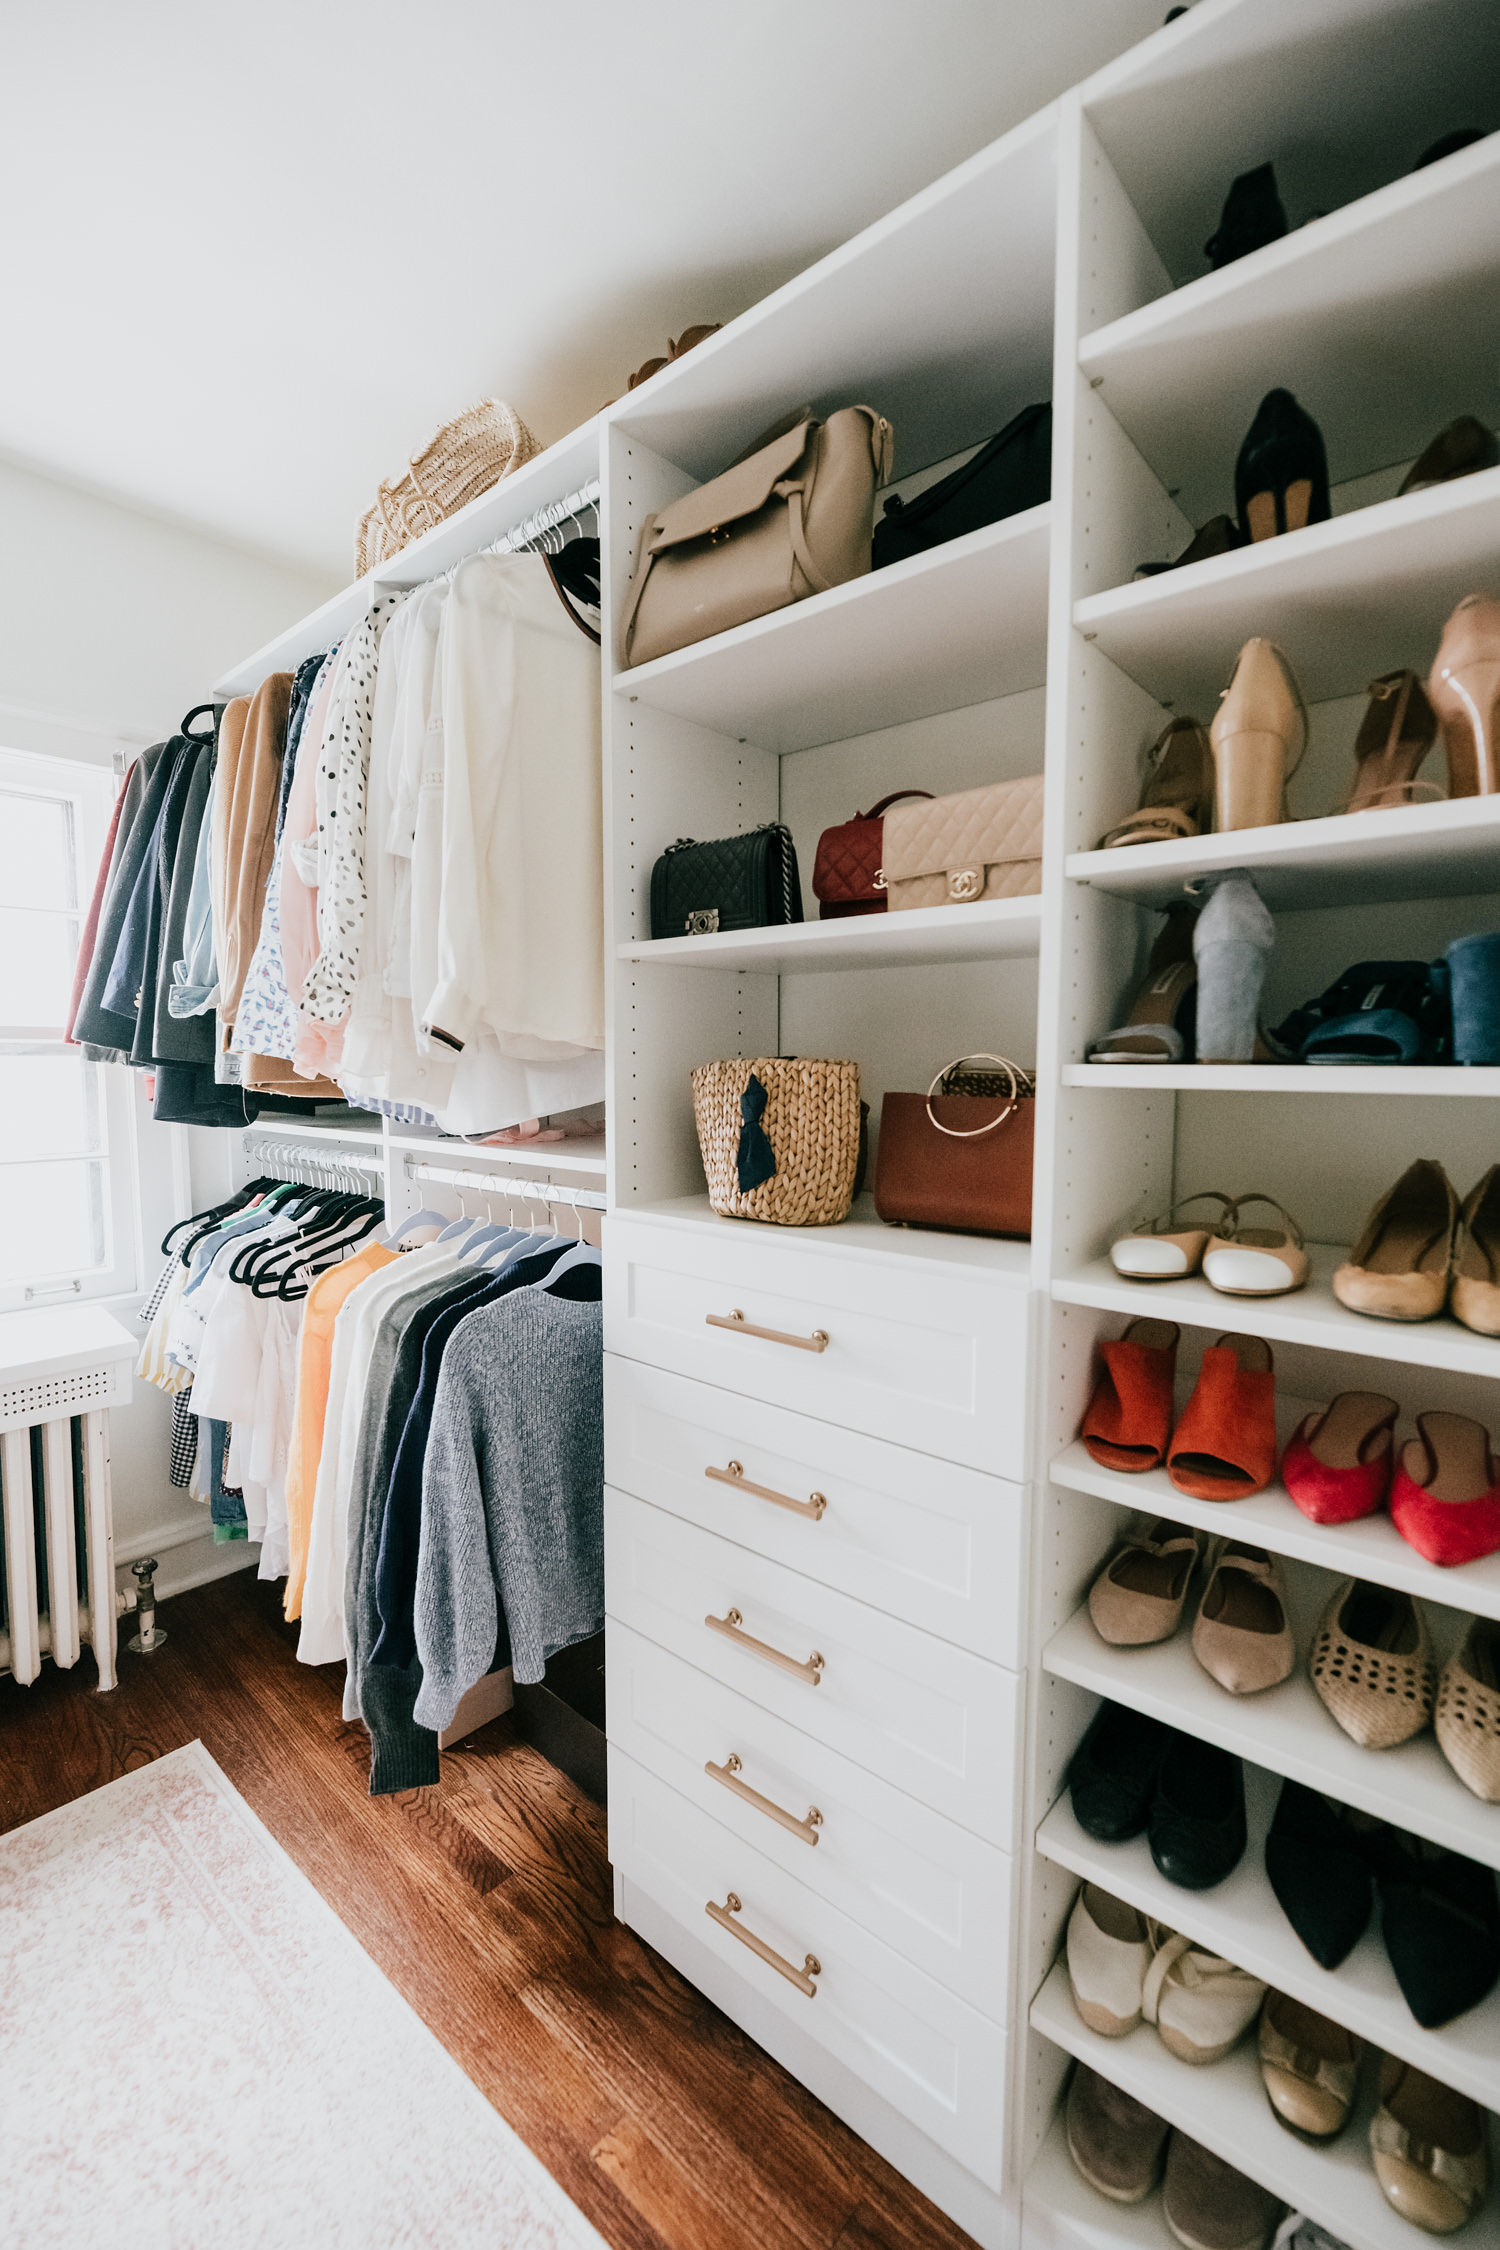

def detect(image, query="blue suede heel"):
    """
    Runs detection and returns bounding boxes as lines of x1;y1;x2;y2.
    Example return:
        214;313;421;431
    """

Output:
1446;933;1500;1065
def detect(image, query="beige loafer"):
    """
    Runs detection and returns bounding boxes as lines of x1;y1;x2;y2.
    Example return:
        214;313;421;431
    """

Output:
1258;1990;1362;2141
1192;1543;1296;1696
1088;1520;1202;1646
1435;1616;1500;1803
1111;1192;1233;1279
1371;2056;1490;2235
1065;1884;1155;2038
1309;1579;1436;1748
1334;1158;1457;1321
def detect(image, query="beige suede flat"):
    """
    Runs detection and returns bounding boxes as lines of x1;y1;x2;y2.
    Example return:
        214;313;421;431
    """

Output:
1333;1158;1457;1322
1191;1543;1295;1696
1452;1164;1500;1337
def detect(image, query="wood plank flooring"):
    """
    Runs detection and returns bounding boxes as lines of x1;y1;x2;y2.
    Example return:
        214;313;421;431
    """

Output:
0;1572;980;2250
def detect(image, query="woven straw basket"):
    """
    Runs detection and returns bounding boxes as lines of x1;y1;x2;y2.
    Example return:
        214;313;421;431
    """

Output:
692;1057;861;1227
354;399;541;577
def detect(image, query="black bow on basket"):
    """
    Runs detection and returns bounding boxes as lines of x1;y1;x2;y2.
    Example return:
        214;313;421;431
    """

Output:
736;1071;777;1193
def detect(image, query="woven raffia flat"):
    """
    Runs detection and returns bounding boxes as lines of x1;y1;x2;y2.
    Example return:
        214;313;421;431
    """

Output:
1436;1618;1500;1803
1309;1579;1435;1749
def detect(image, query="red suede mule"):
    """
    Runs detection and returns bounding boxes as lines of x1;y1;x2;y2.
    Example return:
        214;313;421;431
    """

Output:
1281;1391;1398;1525
1081;1318;1180;1473
1167;1333;1277;1499
1390;1411;1500;1567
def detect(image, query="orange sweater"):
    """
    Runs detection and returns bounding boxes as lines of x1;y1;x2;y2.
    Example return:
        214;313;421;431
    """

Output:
283;1240;396;1619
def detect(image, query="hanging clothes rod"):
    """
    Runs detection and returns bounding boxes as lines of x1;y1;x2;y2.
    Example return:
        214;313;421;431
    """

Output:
407;1159;607;1213
484;479;600;558
243;1134;386;1186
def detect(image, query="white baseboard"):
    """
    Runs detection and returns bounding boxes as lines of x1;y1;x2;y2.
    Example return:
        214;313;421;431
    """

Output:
116;1519;260;1606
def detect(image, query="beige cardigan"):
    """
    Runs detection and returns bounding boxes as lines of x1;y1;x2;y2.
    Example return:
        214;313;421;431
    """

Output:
212;673;290;1029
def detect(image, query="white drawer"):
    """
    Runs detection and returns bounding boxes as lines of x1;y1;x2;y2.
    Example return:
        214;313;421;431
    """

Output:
605;1356;1025;1665
604;1211;1031;1477
606;1487;1020;1849
608;1744;1008;2187
609;1621;1014;2016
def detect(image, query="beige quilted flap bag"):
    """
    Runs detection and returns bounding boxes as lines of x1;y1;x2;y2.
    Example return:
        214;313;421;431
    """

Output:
354;398;541;577
880;775;1044;909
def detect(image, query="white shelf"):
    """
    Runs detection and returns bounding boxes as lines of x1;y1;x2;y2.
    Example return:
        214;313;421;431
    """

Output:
1049;1433;1500;1625
1022;2109;1170;2250
1075;463;1500;713
244;1110;383;1141
1054;1242;1500;1379
618;1192;1033;1283
614;505;1050;753
1030;1962;1500;2250
213;420;601;698
1037;1762;1500;2112
1076;132;1500;517
390;1129;607;1177
618;895;1042;974
1065;794;1500;912
1063;1063;1500;1096
1041;1598;1500;1875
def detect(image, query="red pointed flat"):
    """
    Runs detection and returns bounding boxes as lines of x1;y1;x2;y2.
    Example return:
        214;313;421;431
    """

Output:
1281;1391;1398;1525
1390;1411;1500;1566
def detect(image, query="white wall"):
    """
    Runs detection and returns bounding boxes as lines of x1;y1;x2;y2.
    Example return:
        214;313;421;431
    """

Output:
0;454;338;1605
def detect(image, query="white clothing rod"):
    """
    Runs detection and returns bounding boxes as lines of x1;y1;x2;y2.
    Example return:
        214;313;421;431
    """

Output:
243;1134;386;1185
482;480;600;559
407;1159;606;1213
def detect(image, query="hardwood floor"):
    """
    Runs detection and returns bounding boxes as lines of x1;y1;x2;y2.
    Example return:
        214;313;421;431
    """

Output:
0;1572;979;2250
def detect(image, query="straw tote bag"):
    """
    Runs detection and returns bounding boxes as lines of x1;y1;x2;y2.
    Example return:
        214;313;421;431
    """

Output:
691;1057;861;1227
354;399;541;577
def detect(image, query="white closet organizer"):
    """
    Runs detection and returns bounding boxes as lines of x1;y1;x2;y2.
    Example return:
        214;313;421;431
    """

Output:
208;2;1500;2242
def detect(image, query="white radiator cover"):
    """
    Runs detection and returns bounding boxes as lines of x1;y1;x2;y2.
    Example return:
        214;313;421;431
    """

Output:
0;1307;137;1691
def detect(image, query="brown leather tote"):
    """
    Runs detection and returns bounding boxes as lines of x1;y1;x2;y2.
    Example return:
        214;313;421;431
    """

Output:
621;406;894;668
873;1053;1035;1239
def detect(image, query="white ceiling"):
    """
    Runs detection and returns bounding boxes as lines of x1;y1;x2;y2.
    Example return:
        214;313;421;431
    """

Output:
3;0;1164;580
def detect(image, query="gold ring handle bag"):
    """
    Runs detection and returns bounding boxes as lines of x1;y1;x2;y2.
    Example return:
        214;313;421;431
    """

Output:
622;407;894;669
873;1053;1036;1239
879;775;1044;909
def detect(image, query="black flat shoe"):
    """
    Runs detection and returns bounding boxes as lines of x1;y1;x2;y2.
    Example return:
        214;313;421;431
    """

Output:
1148;1734;1245;1888
1134;515;1245;580
1205;163;1288;269
1263;1778;1374;1968
1372;1828;1500;2028
1235;389;1331;544
1067;1701;1168;1842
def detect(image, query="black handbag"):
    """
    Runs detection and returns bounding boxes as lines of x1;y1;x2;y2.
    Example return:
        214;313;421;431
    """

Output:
872;402;1052;570
649;823;804;940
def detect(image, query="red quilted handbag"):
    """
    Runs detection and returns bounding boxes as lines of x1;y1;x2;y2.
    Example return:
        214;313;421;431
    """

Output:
811;791;932;920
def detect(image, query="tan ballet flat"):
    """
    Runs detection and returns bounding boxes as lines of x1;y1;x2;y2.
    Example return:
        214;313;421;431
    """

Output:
1435;1617;1500;1804
1211;638;1307;831
1309;1579;1435;1749
1192;1543;1296;1696
1110;1191;1233;1278
1088;1519;1203;1646
1258;1991;1362;2141
1202;1194;1308;1297
1099;718;1214;849
1333;1158;1457;1321
1452;1165;1500;1336
1428;591;1500;798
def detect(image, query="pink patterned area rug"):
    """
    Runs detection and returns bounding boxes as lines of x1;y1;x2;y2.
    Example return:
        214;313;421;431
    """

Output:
0;1741;607;2249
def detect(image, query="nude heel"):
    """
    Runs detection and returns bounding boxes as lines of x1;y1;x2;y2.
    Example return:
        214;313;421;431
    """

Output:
1210;638;1306;831
1429;594;1500;796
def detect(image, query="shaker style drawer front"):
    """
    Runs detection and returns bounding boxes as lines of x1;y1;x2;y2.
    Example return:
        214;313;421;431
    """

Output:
608;1621;1014;2015
608;1745;1008;2185
604;1214;1031;1476
605;1488;1020;1848
604;1357;1025;1665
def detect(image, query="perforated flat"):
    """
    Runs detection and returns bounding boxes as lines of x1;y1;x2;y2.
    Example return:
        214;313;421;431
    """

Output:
1309;1579;1435;1749
1435;1617;1500;1804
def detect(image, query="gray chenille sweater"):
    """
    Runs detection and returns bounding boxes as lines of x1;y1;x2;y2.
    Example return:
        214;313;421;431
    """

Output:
412;1289;603;1734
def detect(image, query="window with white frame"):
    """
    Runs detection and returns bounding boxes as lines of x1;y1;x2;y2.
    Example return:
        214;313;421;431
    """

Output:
0;749;135;1307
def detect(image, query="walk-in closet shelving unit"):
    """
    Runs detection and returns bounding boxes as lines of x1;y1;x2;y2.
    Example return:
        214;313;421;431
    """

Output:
1024;2;1500;2247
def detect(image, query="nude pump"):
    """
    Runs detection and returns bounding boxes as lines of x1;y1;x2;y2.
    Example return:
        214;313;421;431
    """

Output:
1211;639;1306;831
1428;592;1500;797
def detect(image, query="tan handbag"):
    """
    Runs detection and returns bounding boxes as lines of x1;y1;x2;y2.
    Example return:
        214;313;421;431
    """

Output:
880;775;1044;909
622;407;894;668
354;399;540;577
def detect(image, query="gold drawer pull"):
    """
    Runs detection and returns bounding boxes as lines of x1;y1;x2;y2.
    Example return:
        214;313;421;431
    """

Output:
706;1892;820;1996
706;1308;829;1353
706;1459;827;1521
705;1607;824;1685
706;1754;823;1846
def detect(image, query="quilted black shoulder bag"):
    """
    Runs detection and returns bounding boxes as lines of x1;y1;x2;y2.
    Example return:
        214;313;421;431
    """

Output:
649;823;804;940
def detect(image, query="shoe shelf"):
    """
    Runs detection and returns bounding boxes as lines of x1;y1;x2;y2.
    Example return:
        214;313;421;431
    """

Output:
1022;2109;1169;2250
613;503;1050;754
1040;1599;1500;1876
1075;133;1500;520
1065;795;1500;912
1074;463;1500;711
1053;1245;1500;1380
617;894;1043;975
1037;1759;1500;2112
1063;1063;1500;1096
1049;1433;1500;1627
1029;1961;1500;2250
